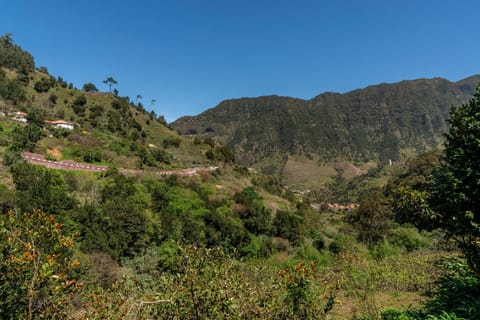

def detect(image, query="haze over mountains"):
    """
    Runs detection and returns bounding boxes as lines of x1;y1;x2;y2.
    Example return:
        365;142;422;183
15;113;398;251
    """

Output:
172;75;480;176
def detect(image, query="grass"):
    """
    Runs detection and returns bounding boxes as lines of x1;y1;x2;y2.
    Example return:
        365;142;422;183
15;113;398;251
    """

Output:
282;154;337;190
326;249;452;319
332;291;427;319
281;154;382;195
260;191;293;215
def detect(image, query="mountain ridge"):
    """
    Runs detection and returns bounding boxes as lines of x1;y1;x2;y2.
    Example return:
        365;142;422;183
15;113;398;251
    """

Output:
172;75;480;178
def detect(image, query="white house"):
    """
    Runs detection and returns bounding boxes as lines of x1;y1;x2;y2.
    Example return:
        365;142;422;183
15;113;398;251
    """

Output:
13;111;27;123
44;120;74;130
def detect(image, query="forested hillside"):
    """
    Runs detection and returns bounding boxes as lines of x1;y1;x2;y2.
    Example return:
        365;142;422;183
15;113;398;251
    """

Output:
172;75;479;175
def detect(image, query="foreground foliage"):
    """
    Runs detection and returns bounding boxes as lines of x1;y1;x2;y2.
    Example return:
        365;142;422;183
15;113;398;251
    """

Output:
379;258;480;320
78;244;339;319
0;210;80;319
433;86;480;279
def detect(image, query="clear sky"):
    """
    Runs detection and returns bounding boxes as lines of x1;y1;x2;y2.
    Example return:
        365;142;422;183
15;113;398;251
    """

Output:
2;0;479;122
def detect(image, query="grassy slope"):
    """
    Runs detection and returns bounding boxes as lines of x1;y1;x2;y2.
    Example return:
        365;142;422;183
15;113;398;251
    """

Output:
1;67;215;170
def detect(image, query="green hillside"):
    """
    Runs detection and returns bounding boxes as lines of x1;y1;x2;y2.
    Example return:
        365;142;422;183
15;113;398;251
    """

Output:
0;34;224;171
172;76;479;185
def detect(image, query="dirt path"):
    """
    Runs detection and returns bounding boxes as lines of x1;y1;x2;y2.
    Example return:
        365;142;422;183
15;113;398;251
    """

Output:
21;152;217;177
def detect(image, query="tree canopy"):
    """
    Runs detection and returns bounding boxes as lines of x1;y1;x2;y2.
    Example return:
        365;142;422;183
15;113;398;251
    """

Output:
433;85;480;278
102;77;117;93
83;82;98;92
0;209;80;319
0;33;35;73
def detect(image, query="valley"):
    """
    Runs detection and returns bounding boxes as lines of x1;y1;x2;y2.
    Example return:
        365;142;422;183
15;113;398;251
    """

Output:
0;33;479;319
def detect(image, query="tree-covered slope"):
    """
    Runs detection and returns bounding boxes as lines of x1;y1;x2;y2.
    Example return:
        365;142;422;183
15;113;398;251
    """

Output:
0;34;223;170
172;76;480;174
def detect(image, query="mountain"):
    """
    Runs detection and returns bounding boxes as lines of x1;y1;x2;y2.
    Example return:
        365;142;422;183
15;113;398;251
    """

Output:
172;76;480;180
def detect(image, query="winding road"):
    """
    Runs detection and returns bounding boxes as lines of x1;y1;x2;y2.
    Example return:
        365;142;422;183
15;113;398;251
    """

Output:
22;152;107;172
21;152;217;177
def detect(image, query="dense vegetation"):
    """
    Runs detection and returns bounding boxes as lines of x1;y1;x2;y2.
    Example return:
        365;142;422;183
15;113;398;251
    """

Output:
0;34;479;319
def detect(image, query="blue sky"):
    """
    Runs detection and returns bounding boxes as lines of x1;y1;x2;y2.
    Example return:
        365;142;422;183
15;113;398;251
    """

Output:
2;1;479;121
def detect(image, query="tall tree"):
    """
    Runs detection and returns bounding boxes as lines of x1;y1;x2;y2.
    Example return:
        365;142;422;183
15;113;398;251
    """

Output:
102;77;117;93
26;107;46;126
386;151;441;230
433;85;480;278
0;33;35;72
11;162;75;214
348;192;392;246
1;32;13;48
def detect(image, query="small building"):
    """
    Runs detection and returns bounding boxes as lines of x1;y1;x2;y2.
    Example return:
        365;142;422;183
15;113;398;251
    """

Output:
44;120;74;130
12;111;28;123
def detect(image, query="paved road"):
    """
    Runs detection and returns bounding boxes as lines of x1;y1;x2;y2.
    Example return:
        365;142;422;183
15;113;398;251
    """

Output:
21;152;217;177
22;152;108;172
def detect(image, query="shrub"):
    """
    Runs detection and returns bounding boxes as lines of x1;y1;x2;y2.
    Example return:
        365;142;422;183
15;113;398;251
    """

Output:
72;94;87;107
328;241;341;255
313;237;325;251
163;137;181;148
33;76;55;93
389;225;429;252
0;210;81;319
83;149;102;163
370;241;400;260
348;193;392;246
296;243;323;262
273;210;305;245
48;93;57;104
423;258;480;319
150;148;172;164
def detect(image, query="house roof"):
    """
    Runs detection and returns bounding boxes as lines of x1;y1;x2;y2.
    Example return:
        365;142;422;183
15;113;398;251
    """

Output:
44;120;73;125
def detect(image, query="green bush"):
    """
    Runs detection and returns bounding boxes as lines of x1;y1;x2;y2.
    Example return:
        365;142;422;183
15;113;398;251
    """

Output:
163;137;181;148
423;258;480;319
11;162;75;214
33;76;55;93
0;210;80;319
296;243;323;263
83;149;102;163
157;241;181;272
273;210;304;245
328;240;341;255
313;237;325;251
370;241;400;260
380;309;417;320
389;225;429;252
